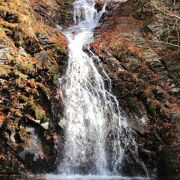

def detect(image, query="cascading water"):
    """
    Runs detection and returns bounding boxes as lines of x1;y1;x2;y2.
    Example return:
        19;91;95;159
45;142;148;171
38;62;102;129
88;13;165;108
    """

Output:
47;0;149;179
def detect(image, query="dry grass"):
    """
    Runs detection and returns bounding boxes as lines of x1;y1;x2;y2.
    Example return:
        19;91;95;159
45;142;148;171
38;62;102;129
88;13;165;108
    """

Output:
0;0;67;53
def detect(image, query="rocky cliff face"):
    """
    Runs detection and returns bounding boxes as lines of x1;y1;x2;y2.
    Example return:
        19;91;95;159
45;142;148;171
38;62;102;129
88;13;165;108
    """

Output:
0;0;71;174
92;0;179;179
0;0;179;179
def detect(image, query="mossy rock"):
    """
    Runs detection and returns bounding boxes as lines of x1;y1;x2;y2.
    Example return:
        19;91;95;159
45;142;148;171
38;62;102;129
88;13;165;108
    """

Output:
28;99;47;123
0;65;11;77
58;3;73;23
19;125;31;143
14;69;28;79
46;60;59;83
55;45;65;53
35;105;47;122
16;61;36;75
15;78;26;88
47;64;59;76
14;70;28;88
19;94;28;103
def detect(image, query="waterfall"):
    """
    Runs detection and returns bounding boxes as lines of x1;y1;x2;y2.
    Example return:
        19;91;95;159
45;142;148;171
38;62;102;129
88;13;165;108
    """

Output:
48;0;149;179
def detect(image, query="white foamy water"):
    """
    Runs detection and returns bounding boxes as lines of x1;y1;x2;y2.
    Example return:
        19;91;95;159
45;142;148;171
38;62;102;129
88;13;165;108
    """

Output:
47;0;149;178
46;174;151;180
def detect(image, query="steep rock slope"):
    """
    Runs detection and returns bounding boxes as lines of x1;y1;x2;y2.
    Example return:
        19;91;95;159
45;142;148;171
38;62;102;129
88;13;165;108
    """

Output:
92;0;179;179
0;0;71;174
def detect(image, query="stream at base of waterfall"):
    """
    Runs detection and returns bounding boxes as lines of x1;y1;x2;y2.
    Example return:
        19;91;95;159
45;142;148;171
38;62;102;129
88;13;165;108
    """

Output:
47;0;149;179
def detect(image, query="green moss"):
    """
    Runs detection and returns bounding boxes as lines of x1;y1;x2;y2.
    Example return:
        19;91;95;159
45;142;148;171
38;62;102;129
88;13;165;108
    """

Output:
12;98;20;107
52;74;59;84
29;99;47;123
55;45;65;53
58;0;73;23
14;69;28;79
110;45;120;51
59;7;69;23
16;61;36;74
15;78;23;87
35;106;46;122
0;26;5;31
48;65;59;75
47;62;59;84
0;65;11;77
20;95;28;102
14;70;28;88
